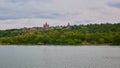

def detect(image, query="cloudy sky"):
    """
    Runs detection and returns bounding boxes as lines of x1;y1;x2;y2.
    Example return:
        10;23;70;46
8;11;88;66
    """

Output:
0;0;120;30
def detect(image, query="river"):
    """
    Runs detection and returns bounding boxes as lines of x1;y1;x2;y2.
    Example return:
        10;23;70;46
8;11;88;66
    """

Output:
0;45;120;68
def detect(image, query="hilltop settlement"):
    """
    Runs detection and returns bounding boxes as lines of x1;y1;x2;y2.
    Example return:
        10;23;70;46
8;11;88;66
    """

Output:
0;23;120;45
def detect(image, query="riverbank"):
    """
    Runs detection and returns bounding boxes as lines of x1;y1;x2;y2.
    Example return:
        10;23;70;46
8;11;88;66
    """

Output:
0;23;120;45
0;44;119;46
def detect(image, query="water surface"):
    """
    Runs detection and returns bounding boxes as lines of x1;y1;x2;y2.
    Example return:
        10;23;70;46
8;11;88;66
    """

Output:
0;45;120;68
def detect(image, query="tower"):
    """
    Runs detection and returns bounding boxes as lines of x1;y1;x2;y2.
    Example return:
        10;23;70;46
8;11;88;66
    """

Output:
67;22;70;27
67;22;70;28
43;22;49;30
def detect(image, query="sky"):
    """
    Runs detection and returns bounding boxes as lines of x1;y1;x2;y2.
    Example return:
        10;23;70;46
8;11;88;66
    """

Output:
0;0;120;30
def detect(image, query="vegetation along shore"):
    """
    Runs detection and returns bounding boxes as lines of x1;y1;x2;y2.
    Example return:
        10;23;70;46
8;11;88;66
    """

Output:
0;23;120;45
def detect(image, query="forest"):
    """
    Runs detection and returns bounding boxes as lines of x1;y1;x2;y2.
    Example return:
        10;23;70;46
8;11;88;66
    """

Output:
0;23;120;45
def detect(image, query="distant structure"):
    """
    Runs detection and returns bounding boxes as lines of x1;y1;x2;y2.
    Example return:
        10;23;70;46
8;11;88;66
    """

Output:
67;22;70;27
67;22;71;29
22;27;27;32
30;27;37;31
43;22;49;30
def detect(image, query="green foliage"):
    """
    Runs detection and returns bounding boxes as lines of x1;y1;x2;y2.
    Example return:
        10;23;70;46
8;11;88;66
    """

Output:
0;23;120;45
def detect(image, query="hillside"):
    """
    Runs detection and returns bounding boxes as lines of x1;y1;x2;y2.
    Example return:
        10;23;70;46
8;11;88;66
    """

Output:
0;23;120;45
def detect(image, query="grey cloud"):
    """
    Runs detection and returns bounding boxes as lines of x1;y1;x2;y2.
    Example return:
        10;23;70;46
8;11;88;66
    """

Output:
76;20;93;23
1;0;52;3
108;2;120;8
0;8;64;20
0;0;57;20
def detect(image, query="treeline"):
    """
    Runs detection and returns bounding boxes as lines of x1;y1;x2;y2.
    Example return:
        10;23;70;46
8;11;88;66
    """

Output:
0;23;120;45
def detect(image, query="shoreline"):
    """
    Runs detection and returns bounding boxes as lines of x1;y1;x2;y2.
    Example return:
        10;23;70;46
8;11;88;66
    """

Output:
0;44;119;46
